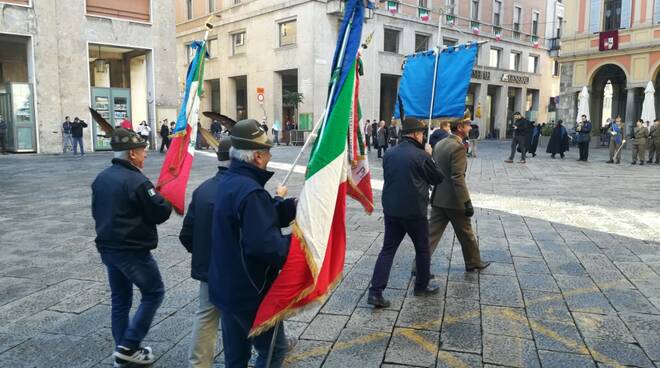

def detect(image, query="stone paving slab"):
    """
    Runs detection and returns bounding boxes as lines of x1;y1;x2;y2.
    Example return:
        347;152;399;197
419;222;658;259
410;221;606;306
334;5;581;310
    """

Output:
1;141;659;367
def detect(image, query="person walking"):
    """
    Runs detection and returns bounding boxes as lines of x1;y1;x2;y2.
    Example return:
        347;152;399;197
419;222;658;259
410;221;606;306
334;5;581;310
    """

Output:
71;117;88;157
272;119;281;146
138;121;151;145
388;120;400;147
179;138;231;368
631;119;648;165
91;128;172;367
159;120;170;153
647;119;660;164
371;120;378;150
418;119;490;274
368;117;444;308
468;122;480;158
528;121;541;157
505;112;531;163
364;119;371;152
208;119;297;368
62;116;73;154
376;121;387;158
0;114;7;155
576;114;592;161
606;117;624;164
210;119;222;140
546;120;569;159
429;120;451;148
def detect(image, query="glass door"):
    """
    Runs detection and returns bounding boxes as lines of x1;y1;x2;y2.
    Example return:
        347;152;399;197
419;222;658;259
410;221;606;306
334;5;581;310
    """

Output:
91;87;131;151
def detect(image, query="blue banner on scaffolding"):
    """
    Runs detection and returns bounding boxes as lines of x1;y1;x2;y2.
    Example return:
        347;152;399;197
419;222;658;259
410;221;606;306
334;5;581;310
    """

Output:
394;43;478;119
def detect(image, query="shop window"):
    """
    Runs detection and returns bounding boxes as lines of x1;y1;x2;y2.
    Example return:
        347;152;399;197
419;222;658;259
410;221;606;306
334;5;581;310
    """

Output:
489;48;501;68
509;52;521;71
493;0;502;26
232;32;246;55
384;28;400;53
513;6;522;39
528;55;539;73
415;33;430;52
87;0;151;22
279;20;297;47
603;0;622;30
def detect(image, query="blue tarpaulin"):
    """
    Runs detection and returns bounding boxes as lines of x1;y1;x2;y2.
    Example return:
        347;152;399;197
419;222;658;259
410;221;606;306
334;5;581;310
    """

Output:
394;43;478;119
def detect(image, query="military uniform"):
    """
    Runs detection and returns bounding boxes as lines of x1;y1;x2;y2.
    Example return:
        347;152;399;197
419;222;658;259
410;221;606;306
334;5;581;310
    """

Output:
632;125;649;164
428;134;485;270
647;123;660;164
607;123;624;164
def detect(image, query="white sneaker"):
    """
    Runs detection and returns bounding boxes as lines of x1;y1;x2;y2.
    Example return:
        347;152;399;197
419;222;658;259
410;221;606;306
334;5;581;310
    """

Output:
113;346;155;366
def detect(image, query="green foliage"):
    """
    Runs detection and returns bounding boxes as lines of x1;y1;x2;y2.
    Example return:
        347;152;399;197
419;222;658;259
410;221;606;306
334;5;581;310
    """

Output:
541;124;554;136
282;90;304;108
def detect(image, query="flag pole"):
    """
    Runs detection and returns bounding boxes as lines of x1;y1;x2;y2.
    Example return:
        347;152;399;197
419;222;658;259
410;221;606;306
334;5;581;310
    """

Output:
427;10;444;138
280;9;357;186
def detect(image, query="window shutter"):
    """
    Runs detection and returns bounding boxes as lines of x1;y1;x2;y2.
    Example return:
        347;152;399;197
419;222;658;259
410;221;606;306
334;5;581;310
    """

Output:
588;0;601;33
620;0;632;28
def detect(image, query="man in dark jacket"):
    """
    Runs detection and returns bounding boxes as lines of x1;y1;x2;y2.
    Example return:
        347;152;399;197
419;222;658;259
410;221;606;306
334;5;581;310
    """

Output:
179;138;231;368
209;119;296;368
159;120;170;153
576;114;592;161
505;112;531;163
367;117;444;308
62;116;73;154
429;120;450;148
71;117;88;157
92;128;172;367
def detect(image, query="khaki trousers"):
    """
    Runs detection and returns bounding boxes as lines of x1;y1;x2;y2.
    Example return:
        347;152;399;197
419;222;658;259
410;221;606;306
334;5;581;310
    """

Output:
609;140;622;162
414;206;482;271
632;142;646;162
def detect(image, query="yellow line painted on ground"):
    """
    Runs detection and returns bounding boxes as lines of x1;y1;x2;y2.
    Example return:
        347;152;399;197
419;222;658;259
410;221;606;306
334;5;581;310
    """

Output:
284;331;390;363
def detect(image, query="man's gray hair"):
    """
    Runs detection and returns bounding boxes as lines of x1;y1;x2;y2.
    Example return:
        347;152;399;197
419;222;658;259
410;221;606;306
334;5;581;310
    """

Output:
113;150;130;160
230;147;268;163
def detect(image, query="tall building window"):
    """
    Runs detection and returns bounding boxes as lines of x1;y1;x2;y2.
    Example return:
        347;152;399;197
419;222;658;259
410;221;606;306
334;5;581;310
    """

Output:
552;60;560;76
603;0;622;30
493;0;502;26
279;20;297;47
532;12;539;35
513;6;522;39
232;32;245;55
208;38;218;58
443;38;457;46
489;48;501;68
415;33;430;52
446;0;455;15
384;28;400;53
187;0;193;19
528;55;539;73
471;0;479;20
509;52;521;71
186;43;194;64
209;0;215;12
418;0;428;8
556;17;563;38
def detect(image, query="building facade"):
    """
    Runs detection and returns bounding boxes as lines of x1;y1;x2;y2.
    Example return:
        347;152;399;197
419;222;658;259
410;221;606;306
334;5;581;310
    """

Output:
557;0;660;133
0;0;177;153
176;0;560;139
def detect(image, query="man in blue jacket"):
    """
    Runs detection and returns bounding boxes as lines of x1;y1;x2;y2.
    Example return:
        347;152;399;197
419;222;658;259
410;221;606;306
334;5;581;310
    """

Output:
576;114;593;161
368;117;444;308
208;119;296;368
92;128;172;367
179;137;231;368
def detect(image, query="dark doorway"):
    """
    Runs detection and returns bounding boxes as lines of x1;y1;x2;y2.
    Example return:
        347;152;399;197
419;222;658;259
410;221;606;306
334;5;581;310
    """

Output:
210;79;220;114
233;75;247;121
590;64;627;133
380;74;400;123
280;69;298;125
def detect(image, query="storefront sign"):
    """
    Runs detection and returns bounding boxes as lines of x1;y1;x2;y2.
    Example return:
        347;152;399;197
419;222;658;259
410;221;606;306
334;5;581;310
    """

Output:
501;73;529;84
471;69;491;80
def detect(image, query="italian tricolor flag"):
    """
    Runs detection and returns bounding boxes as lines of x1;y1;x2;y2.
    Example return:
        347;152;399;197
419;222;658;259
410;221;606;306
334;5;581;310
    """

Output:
250;0;365;336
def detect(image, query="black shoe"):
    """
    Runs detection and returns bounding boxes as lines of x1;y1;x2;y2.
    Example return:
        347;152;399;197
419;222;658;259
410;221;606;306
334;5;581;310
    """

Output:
616;160;621;164
367;294;391;308
413;285;441;297
410;271;436;280
631;161;637;165
465;261;491;272
560;155;565;159
647;160;653;164
606;160;614;163
551;155;555;159
640;162;644;166
113;346;154;366
532;153;536;157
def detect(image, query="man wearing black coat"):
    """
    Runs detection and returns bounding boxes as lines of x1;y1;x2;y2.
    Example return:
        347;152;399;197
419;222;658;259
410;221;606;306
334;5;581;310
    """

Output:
159;120;170;153
92;128;172;367
71;117;88;157
367;117;444;308
505;112;531;163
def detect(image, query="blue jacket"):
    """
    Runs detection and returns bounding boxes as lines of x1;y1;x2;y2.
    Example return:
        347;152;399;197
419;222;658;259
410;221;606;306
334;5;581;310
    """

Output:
208;160;293;313
179;167;228;282
430;129;449;148
92;159;172;252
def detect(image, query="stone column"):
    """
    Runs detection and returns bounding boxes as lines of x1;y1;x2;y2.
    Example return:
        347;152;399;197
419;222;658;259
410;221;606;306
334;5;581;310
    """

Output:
624;87;637;138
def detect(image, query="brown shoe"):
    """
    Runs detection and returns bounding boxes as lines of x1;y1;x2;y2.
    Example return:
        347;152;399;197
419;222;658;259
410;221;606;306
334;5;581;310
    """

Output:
465;261;491;272
504;159;513;163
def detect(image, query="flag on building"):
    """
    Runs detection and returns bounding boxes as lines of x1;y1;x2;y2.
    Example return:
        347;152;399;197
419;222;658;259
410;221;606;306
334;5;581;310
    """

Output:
419;8;429;22
531;35;540;48
156;41;207;215
347;55;374;214
249;0;365;337
445;14;455;26
495;30;502;41
387;0;397;14
472;26;480;35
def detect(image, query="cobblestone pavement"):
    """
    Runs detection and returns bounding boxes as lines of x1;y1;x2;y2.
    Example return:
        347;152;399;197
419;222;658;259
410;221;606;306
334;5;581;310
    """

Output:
0;140;659;368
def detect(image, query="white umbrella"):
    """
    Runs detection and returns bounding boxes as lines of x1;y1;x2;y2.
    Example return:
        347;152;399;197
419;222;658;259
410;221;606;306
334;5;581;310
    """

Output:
576;86;590;124
640;81;656;126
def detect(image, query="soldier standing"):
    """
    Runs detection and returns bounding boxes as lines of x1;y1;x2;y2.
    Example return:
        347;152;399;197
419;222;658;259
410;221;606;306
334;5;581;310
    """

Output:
647;119;660;164
421;119;490;274
92;128;172;366
632;119;648;165
368;117;444;308
606;117;625;164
